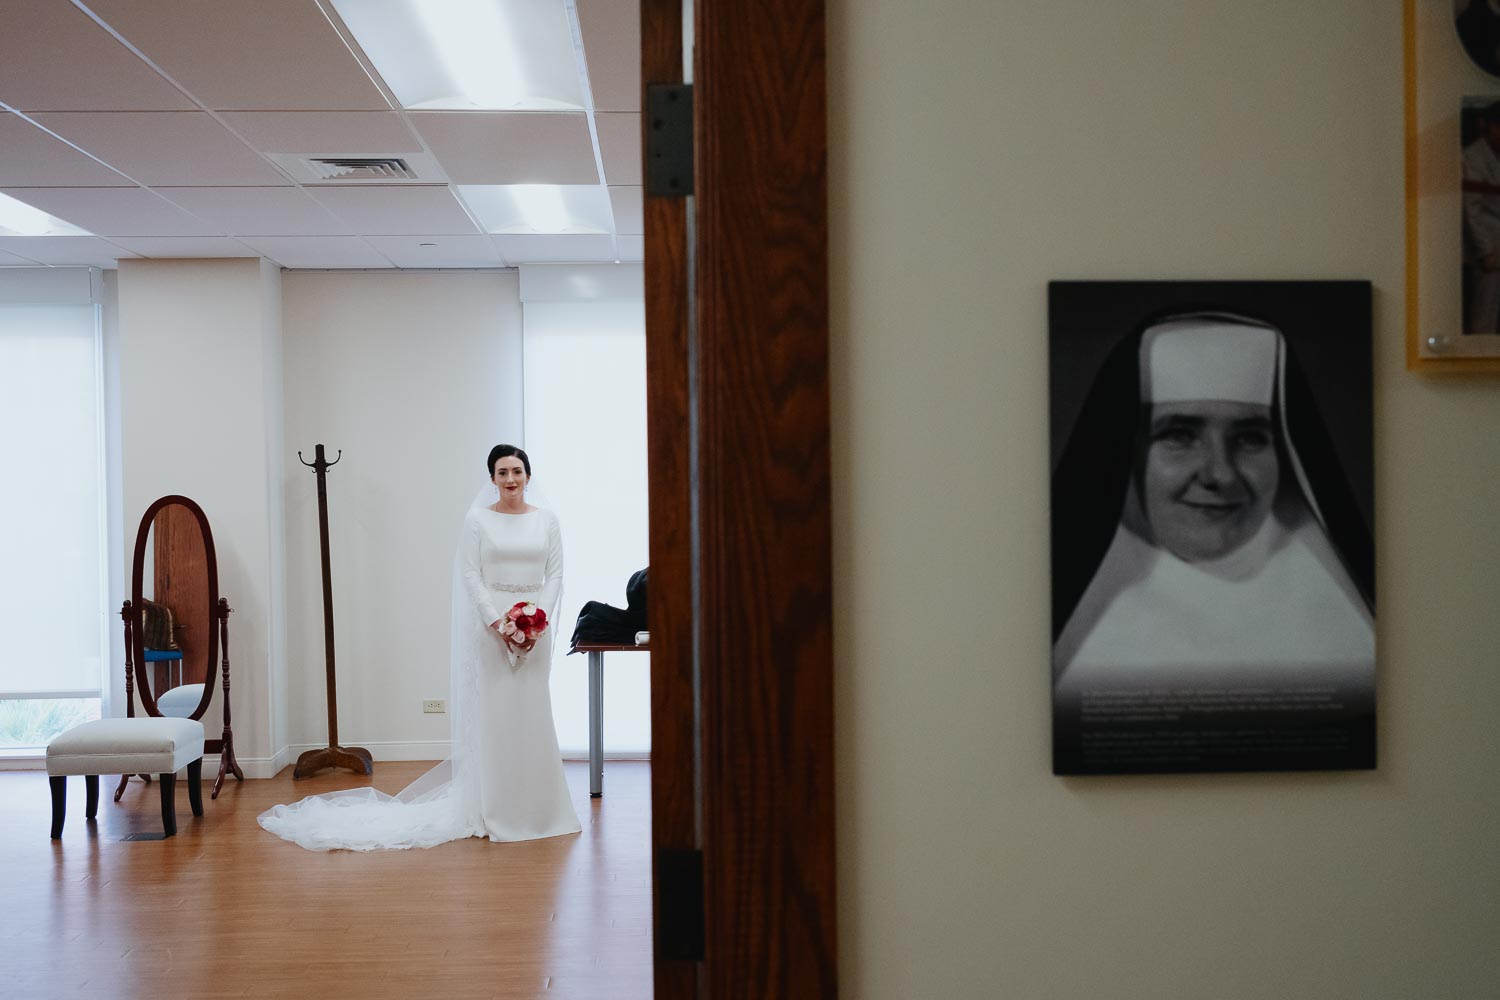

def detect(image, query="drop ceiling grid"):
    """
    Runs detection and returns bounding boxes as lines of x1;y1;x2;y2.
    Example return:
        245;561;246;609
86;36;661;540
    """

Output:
235;235;397;269
576;0;642;114
310;0;618;264
608;186;644;236
0;113;135;187
0;246;44;267
594;113;642;187
0;187;225;238
151;187;355;237
365;234;506;269
0;2;195;112
107;235;261;259
0;235;141;267
0;1;645;267
29;112;293;187
78;0;392;112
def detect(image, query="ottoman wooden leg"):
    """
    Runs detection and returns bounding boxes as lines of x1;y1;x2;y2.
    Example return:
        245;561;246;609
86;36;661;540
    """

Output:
49;776;66;839
114;773;130;802
186;758;204;817
84;775;99;820
159;772;177;837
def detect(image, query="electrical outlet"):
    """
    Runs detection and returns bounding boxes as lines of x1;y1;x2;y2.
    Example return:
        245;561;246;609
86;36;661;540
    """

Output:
422;699;446;714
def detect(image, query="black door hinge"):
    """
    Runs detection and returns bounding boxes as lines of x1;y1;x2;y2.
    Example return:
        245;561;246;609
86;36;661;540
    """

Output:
657;847;705;960
645;83;694;197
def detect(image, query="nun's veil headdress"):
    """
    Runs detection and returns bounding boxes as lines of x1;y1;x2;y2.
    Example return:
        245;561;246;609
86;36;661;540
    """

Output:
1049;310;1375;642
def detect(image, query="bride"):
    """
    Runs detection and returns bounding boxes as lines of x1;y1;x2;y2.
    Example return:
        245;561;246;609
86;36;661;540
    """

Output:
258;444;582;850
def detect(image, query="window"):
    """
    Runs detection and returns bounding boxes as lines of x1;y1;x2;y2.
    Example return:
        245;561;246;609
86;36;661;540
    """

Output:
522;294;650;756
0;304;107;750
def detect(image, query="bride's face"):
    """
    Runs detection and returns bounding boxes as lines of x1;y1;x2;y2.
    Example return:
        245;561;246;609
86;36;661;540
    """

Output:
492;455;529;499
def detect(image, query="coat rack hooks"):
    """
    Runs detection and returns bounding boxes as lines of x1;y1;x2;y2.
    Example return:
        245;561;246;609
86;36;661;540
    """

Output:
298;448;340;469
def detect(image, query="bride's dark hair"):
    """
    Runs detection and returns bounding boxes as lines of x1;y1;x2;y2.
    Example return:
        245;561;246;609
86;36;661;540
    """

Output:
487;443;531;478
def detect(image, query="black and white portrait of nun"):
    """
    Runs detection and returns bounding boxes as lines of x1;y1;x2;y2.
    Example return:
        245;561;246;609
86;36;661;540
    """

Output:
1049;285;1376;774
1044;281;1380;773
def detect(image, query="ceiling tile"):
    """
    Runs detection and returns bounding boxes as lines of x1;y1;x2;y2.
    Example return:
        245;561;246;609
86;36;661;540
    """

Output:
577;0;641;113
0;187;222;237
84;0;390;111
0;236;137;268
155;187;351;237
306;186;480;236
410;112;598;184
0;113;134;187
237;236;394;269
0;248;42;266
595;113;641;186
107;236;261;259
492;234;618;264
363;235;505;269
218;112;423;154
0;3;193;112
608;186;643;235
32;112;289;186
615;235;643;263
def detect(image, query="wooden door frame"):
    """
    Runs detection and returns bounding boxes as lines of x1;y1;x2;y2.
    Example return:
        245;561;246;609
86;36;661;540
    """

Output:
643;1;837;996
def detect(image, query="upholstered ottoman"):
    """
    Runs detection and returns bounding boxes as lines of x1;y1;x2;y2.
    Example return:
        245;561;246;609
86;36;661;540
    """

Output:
46;718;205;838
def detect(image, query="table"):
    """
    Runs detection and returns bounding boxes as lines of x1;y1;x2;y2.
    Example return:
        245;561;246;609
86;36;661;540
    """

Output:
571;641;649;797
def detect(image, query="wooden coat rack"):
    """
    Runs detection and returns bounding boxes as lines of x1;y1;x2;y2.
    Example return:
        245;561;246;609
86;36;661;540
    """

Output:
293;444;372;779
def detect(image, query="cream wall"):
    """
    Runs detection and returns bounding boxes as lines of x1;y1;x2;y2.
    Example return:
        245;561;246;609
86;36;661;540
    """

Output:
830;2;1500;998
117;258;285;771
279;271;523;760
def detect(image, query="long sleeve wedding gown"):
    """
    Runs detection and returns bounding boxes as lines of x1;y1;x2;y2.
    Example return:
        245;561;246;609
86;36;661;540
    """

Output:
257;506;580;851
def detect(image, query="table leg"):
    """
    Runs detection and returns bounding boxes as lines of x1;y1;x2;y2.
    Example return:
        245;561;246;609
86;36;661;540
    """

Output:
589;650;604;797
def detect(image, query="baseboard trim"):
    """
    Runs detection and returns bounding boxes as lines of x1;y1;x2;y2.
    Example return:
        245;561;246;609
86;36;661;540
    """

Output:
2;751;265;777
277;740;453;766
0;753;44;771
3;745;651;774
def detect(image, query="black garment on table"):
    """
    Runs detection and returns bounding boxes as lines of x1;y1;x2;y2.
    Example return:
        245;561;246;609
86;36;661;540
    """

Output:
569;568;648;651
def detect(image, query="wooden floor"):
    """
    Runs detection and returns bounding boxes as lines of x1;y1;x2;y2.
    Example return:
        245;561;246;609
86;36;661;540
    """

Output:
1;761;653;1000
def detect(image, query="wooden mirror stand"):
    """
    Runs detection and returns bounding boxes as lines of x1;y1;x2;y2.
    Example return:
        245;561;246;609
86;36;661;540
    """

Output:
116;495;243;801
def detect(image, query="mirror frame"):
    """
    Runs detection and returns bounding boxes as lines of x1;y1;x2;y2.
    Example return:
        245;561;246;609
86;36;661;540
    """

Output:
130;494;219;722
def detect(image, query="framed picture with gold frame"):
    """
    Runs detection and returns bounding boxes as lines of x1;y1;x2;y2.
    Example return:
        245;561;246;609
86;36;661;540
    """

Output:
1406;0;1500;371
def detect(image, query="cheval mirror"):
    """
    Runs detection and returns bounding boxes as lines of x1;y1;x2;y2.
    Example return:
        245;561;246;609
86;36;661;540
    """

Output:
118;495;243;800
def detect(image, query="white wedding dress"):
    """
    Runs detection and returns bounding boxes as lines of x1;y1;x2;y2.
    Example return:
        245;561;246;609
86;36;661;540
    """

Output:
257;504;581;851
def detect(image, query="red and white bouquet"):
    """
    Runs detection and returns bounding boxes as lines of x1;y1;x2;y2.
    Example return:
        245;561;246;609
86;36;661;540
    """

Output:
500;600;548;653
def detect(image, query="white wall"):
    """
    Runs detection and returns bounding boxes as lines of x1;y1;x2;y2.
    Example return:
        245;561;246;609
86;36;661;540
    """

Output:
830;2;1500;998
280;271;523;759
117;258;285;770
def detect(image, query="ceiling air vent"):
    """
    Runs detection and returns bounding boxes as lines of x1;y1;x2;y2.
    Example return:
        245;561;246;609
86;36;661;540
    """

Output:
307;157;418;181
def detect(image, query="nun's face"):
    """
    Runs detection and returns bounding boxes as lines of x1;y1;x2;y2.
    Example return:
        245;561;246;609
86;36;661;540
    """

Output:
1141;400;1279;562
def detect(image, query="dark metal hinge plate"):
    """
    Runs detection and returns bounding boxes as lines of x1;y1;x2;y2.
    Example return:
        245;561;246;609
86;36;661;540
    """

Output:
657;847;705;961
646;83;694;197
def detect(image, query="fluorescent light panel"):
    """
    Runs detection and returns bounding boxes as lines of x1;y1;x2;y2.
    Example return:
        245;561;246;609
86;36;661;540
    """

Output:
332;0;585;111
0;193;92;237
460;184;613;234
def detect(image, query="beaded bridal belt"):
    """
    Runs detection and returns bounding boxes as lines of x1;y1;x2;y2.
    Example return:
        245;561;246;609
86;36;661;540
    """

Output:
489;581;543;593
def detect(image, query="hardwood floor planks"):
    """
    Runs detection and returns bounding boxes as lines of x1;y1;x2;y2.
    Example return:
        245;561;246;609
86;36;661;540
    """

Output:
2;761;652;1000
